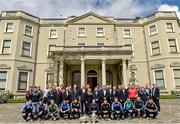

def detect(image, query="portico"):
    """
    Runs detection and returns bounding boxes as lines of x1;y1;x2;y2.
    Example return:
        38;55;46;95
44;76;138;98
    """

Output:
48;45;132;89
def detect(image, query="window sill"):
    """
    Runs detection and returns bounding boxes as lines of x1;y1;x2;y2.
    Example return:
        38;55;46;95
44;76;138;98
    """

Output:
77;36;86;38
4;32;14;34
48;37;58;39
0;53;11;55
170;52;179;54
20;55;32;58
151;53;161;57
96;36;105;38
123;37;133;39
166;31;175;33
24;34;33;38
16;90;26;93
149;33;158;37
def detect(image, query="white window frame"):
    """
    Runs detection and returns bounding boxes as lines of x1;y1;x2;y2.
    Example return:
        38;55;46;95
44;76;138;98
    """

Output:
23;24;33;36
21;41;32;57
77;42;86;47
48;29;58;39
172;67;180;88
1;40;12;54
77;27;86;37
153;68;166;89
4;22;14;33
165;22;175;33
16;71;29;91
97;42;105;46
150;40;161;56
167;38;179;53
123;28;132;38
0;70;8;90
96;27;105;37
148;24;158;36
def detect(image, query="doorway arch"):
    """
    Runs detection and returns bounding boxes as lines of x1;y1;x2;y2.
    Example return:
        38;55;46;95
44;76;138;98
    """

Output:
87;70;97;90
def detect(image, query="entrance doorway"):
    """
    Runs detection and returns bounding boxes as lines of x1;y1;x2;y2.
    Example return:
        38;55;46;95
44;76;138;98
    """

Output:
87;70;97;90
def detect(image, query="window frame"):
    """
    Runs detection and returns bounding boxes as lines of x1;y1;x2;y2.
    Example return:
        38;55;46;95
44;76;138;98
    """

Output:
165;22;175;33
96;27;105;37
1;40;12;55
21;41;32;57
48;29;58;39
149;24;158;36
0;70;8;90
172;68;180;88
4;22;14;33
77;27;86;37
168;38;179;53
123;28;132;38
17;71;29;91
23;24;33;37
150;40;161;56
153;69;166;89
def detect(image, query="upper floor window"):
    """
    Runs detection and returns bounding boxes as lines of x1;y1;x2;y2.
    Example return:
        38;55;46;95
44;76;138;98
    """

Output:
154;70;165;89
24;25;33;36
166;22;174;32
1;40;11;54
18;72;28;90
0;71;7;90
78;43;85;47
123;29;131;38
168;39;178;53
149;25;158;36
5;23;14;33
96;27;104;37
78;27;86;37
49;29;57;38
151;41;160;55
21;41;31;57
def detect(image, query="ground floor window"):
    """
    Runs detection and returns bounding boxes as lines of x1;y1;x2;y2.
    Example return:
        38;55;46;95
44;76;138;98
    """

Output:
18;72;28;90
173;69;180;88
72;70;81;88
0;71;7;90
154;70;165;89
106;70;113;85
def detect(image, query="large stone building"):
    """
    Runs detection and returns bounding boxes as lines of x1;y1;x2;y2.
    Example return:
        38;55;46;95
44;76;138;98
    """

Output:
0;10;180;95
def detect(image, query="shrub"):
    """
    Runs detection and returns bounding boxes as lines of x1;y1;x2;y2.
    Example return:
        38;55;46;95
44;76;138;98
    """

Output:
171;90;180;96
7;98;26;103
160;95;177;99
0;91;14;103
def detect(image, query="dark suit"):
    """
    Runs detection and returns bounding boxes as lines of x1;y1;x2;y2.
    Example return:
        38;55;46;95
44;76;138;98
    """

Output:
71;88;80;100
93;90;101;103
152;87;160;111
62;91;72;102
118;88;128;107
100;89;110;101
110;90;118;102
80;89;87;114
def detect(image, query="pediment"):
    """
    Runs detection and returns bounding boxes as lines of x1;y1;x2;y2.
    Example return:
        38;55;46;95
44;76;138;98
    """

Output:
170;62;180;67
151;64;165;69
17;65;32;71
0;64;11;69
67;12;114;24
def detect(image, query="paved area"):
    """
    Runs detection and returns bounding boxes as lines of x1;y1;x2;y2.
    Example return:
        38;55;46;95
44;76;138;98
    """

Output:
0;99;180;123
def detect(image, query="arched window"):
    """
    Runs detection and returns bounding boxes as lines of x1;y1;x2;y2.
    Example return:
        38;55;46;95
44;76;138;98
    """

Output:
106;70;113;85
72;70;81;88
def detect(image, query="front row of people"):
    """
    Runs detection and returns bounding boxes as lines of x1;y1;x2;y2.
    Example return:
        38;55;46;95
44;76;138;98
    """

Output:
22;97;158;121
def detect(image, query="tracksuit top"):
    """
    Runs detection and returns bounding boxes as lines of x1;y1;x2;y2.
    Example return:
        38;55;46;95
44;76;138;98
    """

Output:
89;103;99;111
124;101;133;111
101;103;110;111
60;103;70;111
112;102;122;111
145;102;158;111
134;100;144;109
48;104;58;113
37;104;46;113
71;101;80;109
22;103;34;113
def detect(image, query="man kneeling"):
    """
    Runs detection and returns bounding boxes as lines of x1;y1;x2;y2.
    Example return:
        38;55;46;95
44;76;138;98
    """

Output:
111;97;124;120
89;99;99;117
145;98;158;119
22;100;35;121
124;98;134;119
134;97;144;118
60;99;71;119
37;101;47;120
71;97;81;119
101;99;111;120
46;100;59;120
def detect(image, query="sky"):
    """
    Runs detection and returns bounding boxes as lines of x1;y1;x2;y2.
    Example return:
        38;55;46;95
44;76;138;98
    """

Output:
0;0;179;18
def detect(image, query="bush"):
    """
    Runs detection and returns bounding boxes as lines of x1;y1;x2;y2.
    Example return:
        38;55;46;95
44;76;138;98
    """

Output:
171;90;180;96
160;95;177;99
7;98;26;103
0;91;14;103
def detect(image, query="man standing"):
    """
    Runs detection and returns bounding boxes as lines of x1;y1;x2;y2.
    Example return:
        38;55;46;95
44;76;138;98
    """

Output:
152;84;160;111
118;84;128;107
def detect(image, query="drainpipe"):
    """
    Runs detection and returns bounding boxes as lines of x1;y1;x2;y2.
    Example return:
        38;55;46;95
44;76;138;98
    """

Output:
142;26;152;88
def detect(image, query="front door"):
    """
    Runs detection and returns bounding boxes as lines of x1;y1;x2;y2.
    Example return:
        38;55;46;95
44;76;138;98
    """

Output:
87;70;97;90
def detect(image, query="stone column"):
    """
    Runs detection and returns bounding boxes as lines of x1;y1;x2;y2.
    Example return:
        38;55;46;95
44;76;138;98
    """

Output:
53;59;58;86
81;58;85;87
59;60;64;86
102;59;106;86
122;59;127;86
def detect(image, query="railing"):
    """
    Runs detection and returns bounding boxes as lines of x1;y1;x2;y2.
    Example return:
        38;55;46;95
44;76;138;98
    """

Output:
49;44;132;53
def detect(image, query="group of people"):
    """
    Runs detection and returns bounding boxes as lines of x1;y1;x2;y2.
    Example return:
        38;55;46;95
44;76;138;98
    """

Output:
22;83;160;121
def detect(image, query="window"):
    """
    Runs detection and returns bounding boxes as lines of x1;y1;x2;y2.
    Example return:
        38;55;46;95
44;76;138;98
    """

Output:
154;70;165;89
46;73;54;86
151;41;160;55
123;29;131;38
24;25;33;36
97;43;105;46
78;27;86;37
96;27;104;37
173;69;180;88
78;43;85;47
168;39;178;53
0;71;7;90
166;23;174;32
2;40;11;54
72;70;81;88
149;25;157;35
21;41;31;57
18;72;28;90
5;23;13;33
49;29;57;38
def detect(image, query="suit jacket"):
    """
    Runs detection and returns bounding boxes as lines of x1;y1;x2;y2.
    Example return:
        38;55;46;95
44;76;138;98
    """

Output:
110;90;118;101
93;90;101;101
100;89;110;100
80;89;87;102
62;91;72;101
71;88;80;100
152;87;160;100
118;88;128;102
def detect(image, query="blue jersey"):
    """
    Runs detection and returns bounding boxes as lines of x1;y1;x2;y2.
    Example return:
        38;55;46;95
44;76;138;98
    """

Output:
124;101;133;111
37;104;46;113
111;102;122;111
60;103;70;111
22;103;35;113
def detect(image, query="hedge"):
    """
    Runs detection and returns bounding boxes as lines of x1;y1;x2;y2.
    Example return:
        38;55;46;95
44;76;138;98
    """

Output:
7;98;26;103
160;95;177;99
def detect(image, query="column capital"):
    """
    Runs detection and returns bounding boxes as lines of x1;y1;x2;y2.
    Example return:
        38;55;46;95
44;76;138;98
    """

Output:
101;58;106;61
80;57;85;62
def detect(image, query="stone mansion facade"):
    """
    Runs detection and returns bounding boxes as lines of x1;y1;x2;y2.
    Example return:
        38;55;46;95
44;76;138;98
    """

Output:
0;10;180;95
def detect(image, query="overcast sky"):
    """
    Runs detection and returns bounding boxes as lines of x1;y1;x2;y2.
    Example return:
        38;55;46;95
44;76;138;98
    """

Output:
0;0;179;18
